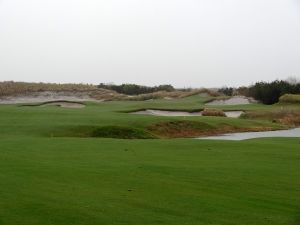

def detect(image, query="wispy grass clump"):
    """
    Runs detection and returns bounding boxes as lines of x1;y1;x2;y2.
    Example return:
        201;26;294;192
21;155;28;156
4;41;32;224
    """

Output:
202;108;226;117
279;94;300;104
242;109;300;126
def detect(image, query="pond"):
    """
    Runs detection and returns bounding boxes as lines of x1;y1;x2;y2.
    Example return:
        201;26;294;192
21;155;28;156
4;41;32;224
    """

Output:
197;127;300;140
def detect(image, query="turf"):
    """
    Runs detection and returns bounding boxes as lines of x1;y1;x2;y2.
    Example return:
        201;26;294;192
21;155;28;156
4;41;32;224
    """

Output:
0;137;300;225
0;96;299;225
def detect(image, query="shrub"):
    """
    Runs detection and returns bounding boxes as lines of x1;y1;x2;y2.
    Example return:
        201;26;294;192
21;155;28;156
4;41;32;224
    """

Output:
242;109;300;126
201;108;226;117
279;94;300;104
219;87;234;96
248;80;300;104
97;83;175;95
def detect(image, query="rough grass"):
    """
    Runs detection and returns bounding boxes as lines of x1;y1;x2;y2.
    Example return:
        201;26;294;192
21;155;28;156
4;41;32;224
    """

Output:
115;88;220;101
279;94;300;104
202;108;226;117
147;120;279;138
242;109;300;126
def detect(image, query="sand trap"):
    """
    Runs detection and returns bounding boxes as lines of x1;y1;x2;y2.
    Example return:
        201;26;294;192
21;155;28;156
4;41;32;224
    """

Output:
224;111;244;118
23;101;86;109
132;109;244;118
0;91;99;104
206;96;254;106
133;109;202;117
41;102;85;108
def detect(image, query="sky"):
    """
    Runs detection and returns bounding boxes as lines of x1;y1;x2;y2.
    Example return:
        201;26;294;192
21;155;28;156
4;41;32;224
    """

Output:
0;0;300;88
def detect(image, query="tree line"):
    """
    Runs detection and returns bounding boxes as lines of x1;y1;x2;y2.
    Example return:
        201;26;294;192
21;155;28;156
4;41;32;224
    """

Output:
97;83;175;95
218;79;300;105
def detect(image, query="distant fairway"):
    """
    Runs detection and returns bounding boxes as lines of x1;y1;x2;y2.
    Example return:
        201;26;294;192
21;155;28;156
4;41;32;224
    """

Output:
0;96;299;225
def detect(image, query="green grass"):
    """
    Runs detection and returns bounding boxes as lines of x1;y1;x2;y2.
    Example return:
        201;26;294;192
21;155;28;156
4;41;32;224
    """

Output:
0;97;287;139
0;96;300;225
0;137;300;225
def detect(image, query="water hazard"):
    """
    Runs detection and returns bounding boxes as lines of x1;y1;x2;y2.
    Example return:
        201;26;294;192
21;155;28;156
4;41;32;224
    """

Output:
198;127;300;140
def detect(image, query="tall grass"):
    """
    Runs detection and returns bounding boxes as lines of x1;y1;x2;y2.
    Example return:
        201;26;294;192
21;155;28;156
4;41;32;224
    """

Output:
279;94;300;104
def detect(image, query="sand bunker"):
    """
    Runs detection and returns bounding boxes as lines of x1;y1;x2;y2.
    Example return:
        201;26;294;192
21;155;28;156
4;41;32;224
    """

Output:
23;101;86;109
133;109;202;117
0;91;98;104
41;101;85;108
206;96;254;106
224;111;244;118
132;109;244;118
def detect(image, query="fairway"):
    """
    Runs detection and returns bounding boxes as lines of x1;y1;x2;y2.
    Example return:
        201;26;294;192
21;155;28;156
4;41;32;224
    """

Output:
1;0;300;223
1;138;300;225
0;98;300;225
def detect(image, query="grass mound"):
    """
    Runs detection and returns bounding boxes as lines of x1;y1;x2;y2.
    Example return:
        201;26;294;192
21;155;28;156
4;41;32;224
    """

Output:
202;108;226;117
279;94;300;104
58;126;156;139
148;120;214;138
91;126;155;139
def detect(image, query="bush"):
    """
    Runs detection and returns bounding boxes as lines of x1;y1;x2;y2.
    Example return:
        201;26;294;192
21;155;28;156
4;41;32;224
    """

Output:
202;108;226;117
248;80;300;104
279;94;300;104
219;87;234;96
97;83;175;95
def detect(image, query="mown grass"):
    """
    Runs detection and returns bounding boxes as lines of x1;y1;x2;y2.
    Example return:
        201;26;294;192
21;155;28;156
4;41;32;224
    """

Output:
0;96;300;225
0;100;285;139
0;137;300;225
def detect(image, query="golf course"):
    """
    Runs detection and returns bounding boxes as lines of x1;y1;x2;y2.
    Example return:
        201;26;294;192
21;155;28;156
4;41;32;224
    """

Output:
0;93;300;225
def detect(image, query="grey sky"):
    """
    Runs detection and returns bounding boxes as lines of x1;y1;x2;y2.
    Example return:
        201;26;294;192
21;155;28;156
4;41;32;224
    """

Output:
0;0;299;87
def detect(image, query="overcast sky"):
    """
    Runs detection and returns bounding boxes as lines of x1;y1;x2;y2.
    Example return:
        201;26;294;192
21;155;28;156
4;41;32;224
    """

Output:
0;0;299;87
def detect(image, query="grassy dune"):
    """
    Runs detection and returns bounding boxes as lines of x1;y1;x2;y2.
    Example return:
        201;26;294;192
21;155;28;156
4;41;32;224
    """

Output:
0;96;299;225
279;94;300;104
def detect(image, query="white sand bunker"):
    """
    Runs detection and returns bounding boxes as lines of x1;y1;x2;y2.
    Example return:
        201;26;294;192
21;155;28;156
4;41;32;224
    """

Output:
42;101;85;108
132;109;244;118
0;91;95;104
23;101;86;109
206;96;254;106
133;109;202;117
